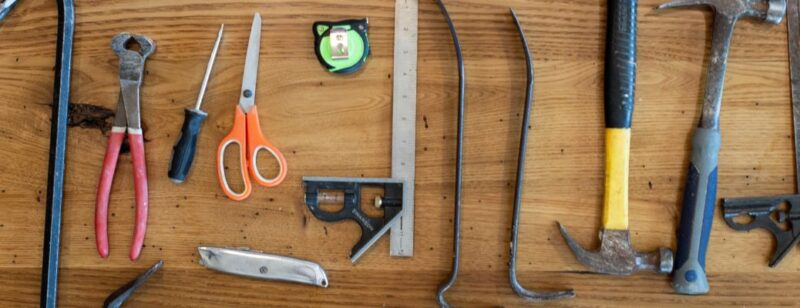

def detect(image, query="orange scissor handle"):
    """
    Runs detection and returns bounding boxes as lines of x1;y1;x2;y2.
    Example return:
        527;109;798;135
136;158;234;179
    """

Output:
245;105;288;187
217;106;253;201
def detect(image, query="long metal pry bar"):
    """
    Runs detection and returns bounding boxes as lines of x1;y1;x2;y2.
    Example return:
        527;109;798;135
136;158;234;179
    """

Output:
41;0;75;306
433;0;463;306
506;9;575;302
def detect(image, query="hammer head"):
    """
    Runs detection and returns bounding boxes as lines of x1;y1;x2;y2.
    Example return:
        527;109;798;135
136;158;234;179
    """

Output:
558;223;674;275
657;0;786;24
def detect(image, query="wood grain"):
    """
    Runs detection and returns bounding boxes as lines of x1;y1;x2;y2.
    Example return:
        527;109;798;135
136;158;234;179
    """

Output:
0;0;797;306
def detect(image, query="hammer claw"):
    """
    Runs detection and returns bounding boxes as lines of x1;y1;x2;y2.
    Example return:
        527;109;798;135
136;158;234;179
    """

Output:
656;0;712;10
558;222;673;275
557;222;617;275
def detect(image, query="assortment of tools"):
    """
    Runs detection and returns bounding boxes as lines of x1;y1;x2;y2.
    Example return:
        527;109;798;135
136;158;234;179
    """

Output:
12;0;798;305
657;0;787;295
301;0;418;261
216;13;287;201
721;0;800;268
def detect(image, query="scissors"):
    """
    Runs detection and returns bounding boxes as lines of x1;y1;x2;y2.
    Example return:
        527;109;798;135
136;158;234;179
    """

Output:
217;13;287;201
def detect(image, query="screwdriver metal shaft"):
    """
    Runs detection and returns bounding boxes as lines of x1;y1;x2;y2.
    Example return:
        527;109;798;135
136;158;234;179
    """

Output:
168;24;224;183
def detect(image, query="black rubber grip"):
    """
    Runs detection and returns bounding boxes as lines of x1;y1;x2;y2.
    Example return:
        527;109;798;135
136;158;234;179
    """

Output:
604;0;637;129
168;108;207;183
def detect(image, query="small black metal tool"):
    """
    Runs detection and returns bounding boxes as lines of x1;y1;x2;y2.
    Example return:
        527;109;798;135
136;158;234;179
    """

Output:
722;0;800;268
302;177;403;262
104;260;164;308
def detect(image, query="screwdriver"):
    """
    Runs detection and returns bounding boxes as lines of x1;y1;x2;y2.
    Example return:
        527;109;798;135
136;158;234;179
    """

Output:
168;24;224;183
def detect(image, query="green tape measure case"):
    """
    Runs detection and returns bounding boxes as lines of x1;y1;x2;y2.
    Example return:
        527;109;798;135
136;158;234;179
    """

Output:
313;18;369;74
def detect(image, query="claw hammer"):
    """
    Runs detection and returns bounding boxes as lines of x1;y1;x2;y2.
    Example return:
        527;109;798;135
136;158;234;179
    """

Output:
656;0;786;295
558;0;674;277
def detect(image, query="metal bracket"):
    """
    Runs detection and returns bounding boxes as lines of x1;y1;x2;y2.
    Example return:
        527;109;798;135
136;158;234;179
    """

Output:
723;195;800;267
303;177;404;262
329;26;349;59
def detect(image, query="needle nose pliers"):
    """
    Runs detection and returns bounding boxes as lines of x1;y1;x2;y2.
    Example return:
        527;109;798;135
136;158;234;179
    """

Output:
95;33;155;261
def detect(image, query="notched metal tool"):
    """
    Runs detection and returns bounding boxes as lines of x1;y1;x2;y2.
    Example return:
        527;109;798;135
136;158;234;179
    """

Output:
198;246;329;288
103;260;163;308
303;177;403;263
723;196;800;266
722;0;799;268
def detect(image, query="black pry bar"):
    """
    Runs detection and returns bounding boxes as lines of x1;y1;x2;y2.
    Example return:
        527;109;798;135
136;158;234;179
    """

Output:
41;0;74;306
721;0;800;268
507;8;575;301
434;0;464;306
103;260;164;308
302;177;404;263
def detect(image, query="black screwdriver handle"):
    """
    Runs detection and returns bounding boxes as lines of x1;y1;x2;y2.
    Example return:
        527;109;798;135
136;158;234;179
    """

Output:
168;108;207;183
605;0;637;129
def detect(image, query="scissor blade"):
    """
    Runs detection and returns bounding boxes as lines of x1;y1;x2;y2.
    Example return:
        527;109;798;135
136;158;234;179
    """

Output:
240;13;261;112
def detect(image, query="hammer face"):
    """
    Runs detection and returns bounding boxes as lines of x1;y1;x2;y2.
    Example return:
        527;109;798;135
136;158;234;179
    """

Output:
558;223;674;275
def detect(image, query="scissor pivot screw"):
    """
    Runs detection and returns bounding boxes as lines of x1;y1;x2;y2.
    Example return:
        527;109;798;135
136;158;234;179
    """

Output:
243;89;253;98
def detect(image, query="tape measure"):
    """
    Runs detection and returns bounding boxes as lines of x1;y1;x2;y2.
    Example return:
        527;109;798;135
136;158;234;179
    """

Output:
313;18;369;74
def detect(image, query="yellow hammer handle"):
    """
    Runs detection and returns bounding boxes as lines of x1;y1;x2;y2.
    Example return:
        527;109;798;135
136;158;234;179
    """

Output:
602;128;630;230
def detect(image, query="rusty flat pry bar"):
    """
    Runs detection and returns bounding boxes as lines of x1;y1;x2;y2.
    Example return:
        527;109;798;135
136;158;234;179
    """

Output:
721;0;800;268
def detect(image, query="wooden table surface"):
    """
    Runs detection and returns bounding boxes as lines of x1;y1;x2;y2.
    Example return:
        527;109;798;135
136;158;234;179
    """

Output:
0;0;797;306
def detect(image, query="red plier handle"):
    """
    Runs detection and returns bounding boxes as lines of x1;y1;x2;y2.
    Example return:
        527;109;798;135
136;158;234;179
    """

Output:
95;127;148;261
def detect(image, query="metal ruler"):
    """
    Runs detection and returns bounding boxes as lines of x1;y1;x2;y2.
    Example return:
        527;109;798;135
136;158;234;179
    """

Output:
389;0;418;257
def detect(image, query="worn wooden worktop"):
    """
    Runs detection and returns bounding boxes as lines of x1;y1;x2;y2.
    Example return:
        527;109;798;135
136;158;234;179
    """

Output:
0;0;797;306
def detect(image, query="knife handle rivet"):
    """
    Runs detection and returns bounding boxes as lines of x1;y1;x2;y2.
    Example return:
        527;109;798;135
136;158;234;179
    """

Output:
259;266;269;274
